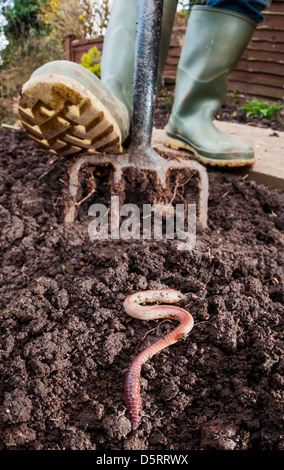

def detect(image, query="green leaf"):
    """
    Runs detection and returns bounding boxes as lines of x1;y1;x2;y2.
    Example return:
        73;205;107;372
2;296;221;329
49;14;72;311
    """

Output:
238;97;283;120
61;264;67;275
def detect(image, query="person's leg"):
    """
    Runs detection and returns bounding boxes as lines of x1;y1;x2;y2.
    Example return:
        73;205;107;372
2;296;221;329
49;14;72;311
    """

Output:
165;5;257;166
101;0;178;114
206;0;271;23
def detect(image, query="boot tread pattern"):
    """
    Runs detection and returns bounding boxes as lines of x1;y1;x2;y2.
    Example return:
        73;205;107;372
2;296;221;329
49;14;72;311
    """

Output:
18;97;121;156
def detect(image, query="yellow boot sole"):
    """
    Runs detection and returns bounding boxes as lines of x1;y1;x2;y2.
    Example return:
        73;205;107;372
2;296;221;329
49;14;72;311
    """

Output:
18;75;123;157
164;135;256;168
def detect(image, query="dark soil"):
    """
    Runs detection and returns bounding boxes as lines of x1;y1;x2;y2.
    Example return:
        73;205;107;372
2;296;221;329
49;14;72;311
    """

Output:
0;127;283;451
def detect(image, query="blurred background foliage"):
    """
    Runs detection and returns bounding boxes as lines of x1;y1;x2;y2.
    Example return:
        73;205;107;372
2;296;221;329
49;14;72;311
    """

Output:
39;0;111;40
0;0;112;123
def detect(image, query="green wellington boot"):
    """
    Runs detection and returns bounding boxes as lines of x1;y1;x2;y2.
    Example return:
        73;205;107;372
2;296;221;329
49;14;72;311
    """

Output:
164;6;256;167
18;0;177;157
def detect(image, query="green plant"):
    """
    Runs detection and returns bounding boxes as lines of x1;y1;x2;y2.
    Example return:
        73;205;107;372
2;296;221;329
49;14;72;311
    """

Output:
80;46;101;78
1;0;48;42
239;97;282;120
231;90;240;104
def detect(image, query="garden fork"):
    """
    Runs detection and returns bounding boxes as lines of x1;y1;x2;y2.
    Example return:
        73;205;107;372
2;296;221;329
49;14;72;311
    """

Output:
65;0;209;229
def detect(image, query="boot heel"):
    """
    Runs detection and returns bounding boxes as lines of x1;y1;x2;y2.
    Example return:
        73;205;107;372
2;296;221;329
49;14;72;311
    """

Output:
164;136;197;155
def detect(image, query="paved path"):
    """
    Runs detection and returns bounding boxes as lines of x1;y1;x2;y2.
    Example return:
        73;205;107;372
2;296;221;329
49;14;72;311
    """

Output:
152;121;284;190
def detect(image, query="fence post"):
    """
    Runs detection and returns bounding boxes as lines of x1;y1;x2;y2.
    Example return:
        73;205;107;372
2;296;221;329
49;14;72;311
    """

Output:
64;35;76;61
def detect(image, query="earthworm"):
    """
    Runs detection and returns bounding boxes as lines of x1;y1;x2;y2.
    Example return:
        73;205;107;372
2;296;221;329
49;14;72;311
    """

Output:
123;289;194;430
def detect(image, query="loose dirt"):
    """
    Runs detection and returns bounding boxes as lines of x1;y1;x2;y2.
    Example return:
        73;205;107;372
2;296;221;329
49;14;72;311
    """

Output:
0;126;283;450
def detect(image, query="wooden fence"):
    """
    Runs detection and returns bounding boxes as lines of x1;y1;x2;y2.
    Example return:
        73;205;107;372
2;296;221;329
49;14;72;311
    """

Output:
228;0;284;101
65;1;284;102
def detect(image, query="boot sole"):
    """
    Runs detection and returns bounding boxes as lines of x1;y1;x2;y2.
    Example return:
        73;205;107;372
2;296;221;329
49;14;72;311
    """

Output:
164;135;256;167
18;75;123;156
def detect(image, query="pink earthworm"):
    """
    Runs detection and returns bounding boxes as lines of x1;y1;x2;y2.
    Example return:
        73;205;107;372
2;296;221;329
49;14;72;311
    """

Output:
123;289;194;430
